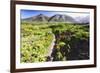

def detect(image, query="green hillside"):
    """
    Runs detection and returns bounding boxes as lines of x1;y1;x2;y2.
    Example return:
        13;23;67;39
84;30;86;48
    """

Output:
20;22;89;63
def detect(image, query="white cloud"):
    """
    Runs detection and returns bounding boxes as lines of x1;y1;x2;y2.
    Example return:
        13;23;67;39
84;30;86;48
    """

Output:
54;12;90;18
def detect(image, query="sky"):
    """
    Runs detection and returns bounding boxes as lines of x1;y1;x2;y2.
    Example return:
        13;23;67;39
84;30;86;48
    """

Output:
21;9;90;19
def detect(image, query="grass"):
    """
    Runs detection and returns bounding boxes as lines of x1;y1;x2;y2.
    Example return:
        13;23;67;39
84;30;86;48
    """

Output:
20;22;89;63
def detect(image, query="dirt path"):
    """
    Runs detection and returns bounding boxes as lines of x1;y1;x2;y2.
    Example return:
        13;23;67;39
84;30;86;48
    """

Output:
47;34;55;57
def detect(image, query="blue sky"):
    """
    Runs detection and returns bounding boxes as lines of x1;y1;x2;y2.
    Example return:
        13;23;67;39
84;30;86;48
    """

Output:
21;10;56;19
21;9;90;19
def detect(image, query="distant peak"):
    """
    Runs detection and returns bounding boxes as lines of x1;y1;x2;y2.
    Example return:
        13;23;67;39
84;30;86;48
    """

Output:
55;14;63;16
38;14;44;16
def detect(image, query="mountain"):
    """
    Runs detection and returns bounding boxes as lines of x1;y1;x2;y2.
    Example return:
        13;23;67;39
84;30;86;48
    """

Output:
22;14;89;24
22;14;49;22
76;16;90;24
48;14;77;23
